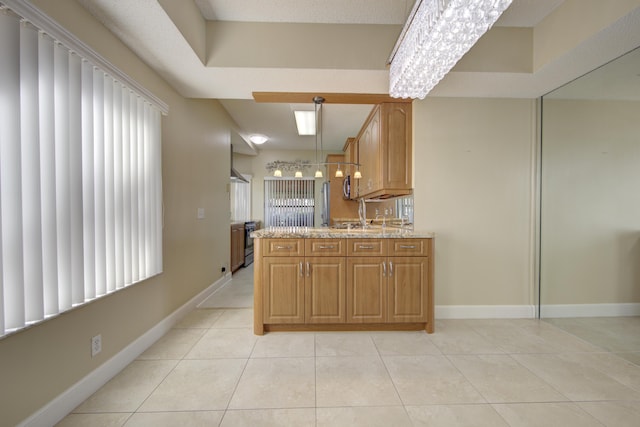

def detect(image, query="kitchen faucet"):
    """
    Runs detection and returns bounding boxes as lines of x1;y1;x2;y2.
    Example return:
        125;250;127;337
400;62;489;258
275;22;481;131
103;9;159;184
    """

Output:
358;198;367;229
375;209;387;230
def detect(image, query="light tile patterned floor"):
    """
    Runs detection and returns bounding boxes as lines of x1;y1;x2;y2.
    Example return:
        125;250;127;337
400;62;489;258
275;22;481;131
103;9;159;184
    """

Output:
57;266;640;426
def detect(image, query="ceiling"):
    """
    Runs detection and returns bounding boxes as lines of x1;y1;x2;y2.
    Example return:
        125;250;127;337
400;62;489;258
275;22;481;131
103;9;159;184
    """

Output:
76;0;640;154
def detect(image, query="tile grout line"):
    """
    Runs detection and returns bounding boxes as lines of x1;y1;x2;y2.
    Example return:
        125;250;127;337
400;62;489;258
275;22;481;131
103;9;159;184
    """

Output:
372;333;413;423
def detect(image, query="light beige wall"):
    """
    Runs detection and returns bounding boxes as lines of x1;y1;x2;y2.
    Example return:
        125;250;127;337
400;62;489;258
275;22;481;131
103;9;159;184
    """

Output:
158;0;207;63
533;0;640;71
541;99;640;305
206;22;400;69
413;98;537;306
0;1;236;425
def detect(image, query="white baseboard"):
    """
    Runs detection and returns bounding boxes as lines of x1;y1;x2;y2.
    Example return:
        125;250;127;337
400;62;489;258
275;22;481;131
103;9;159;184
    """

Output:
20;274;230;427
197;272;232;307
540;303;640;318
435;305;537;319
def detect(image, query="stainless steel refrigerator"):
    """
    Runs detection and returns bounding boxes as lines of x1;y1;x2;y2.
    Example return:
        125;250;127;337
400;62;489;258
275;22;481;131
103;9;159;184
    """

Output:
321;181;330;227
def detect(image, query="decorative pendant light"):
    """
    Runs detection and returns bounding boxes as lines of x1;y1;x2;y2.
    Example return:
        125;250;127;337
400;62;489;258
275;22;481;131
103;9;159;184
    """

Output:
335;164;344;178
273;162;282;177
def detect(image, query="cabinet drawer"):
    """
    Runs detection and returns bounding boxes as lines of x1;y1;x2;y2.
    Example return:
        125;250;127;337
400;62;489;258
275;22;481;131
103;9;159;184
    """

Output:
347;239;387;257
389;239;430;257
263;239;304;257
305;239;346;256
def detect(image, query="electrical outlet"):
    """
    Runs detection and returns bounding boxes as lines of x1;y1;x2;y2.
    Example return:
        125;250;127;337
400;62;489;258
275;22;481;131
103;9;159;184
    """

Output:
91;334;102;357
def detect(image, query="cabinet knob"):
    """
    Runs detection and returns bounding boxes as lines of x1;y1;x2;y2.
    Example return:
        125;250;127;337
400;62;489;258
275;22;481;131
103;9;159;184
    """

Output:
299;262;303;277
358;245;374;250
382;261;387;277
276;245;293;250
399;245;416;249
389;261;393;277
318;245;335;249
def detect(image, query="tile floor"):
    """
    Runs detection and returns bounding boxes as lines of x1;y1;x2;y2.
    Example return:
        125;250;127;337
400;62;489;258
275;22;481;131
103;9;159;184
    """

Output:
56;266;640;426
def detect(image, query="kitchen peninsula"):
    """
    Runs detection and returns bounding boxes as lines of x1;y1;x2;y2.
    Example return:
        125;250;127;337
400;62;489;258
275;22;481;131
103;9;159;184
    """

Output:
252;227;434;335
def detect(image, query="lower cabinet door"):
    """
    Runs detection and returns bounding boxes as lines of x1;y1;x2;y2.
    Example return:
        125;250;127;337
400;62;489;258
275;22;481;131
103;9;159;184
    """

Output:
263;257;305;324
346;257;387;323
305;257;346;323
387;256;428;322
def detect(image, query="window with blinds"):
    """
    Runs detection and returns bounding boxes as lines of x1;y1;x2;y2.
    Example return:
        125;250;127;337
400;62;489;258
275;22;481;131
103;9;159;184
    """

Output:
0;2;165;337
231;174;252;222
264;178;315;228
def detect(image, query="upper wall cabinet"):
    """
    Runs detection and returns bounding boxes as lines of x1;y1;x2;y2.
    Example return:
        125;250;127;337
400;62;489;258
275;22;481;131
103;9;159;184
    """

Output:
355;102;412;199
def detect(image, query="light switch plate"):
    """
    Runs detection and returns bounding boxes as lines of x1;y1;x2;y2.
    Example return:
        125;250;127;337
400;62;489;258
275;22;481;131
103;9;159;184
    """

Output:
197;208;205;219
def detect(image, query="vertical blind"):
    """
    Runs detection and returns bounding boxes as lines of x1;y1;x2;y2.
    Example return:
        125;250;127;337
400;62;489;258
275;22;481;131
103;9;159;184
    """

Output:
230;175;252;222
0;6;163;337
264;178;315;227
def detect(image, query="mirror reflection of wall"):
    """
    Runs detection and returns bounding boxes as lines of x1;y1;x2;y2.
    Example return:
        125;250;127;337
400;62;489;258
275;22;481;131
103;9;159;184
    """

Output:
364;195;414;228
539;47;640;351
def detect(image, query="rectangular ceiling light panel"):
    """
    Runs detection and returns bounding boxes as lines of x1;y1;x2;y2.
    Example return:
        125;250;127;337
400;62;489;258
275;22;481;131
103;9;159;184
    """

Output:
294;110;316;135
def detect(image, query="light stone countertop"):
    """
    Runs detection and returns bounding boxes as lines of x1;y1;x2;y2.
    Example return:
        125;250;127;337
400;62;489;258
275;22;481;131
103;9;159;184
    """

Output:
252;227;434;239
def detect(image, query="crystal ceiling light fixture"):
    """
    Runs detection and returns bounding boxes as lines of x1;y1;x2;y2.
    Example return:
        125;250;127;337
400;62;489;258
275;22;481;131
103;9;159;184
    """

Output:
388;0;513;99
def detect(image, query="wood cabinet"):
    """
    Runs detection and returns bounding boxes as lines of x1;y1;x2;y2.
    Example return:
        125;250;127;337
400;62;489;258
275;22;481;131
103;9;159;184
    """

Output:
346;238;429;324
387;239;430;322
355;102;412;199
261;238;346;325
347;257;386;323
305;257;346;323
255;236;433;335
231;223;245;273
262;256;305;324
304;238;346;323
387;256;428;322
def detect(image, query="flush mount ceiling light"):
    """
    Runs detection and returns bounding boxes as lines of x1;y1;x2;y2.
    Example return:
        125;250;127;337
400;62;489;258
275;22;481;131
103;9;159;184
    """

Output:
388;0;513;99
294;110;316;135
249;134;269;145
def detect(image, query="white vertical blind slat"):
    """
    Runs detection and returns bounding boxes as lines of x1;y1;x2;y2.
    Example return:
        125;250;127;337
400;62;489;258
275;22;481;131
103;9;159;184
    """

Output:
113;80;124;289
153;110;163;270
81;60;95;300
130;95;139;282
122;88;132;285
93;68;107;297
69;51;84;305
143;103;151;275
0;10;25;331
137;99;146;277
54;41;72;311
20;21;44;323
38;31;58;317
104;75;115;293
